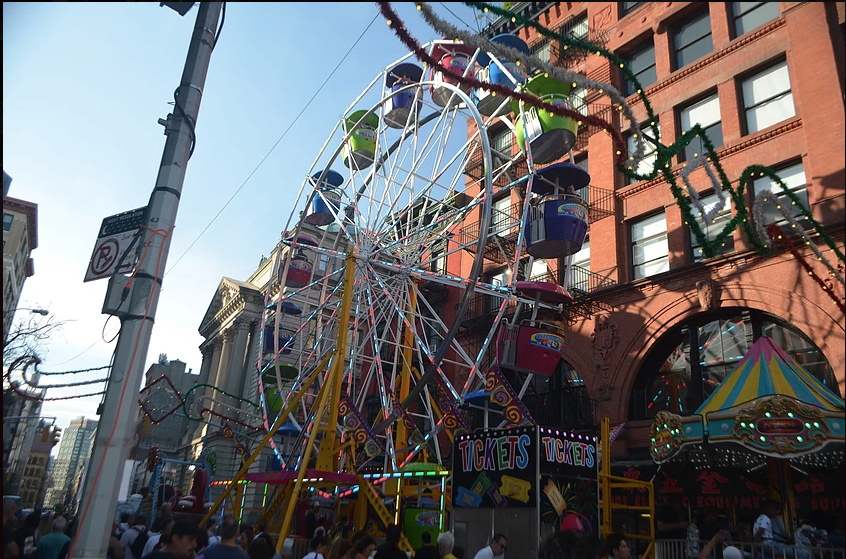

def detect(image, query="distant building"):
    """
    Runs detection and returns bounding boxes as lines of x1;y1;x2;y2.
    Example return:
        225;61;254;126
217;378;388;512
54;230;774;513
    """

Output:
2;384;44;497
44;417;98;508
130;358;207;495
19;420;53;509
3;193;38;342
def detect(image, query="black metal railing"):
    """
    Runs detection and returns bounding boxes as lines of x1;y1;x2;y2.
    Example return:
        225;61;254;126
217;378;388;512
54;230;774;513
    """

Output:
567;264;615;295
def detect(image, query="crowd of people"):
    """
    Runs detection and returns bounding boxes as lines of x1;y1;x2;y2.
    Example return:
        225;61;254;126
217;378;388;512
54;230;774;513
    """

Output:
4;498;79;559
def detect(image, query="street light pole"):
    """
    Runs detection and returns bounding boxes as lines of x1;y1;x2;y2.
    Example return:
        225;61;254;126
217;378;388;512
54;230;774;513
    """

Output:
71;4;221;558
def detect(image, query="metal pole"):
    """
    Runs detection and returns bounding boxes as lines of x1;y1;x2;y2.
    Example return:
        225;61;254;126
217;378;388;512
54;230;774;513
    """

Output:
72;4;221;557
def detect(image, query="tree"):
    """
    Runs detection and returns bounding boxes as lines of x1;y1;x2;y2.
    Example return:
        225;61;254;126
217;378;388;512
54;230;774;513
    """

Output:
3;312;69;371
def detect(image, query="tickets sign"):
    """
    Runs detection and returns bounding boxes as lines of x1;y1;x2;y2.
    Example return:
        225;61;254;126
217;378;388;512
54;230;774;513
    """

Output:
452;426;537;508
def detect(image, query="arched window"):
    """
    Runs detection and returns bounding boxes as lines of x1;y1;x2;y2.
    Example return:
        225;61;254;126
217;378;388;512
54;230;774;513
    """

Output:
629;308;837;420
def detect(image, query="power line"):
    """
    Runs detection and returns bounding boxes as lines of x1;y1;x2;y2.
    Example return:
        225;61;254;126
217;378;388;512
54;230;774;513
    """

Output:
52;13;380;367
164;12;380;277
438;2;477;32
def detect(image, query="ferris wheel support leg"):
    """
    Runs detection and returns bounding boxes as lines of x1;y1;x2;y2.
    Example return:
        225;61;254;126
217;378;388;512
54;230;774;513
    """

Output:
275;363;333;552
354;475;368;531
315;249;359;471
199;362;325;527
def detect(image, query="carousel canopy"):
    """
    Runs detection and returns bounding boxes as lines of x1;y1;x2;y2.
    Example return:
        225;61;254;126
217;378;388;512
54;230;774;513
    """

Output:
651;336;845;464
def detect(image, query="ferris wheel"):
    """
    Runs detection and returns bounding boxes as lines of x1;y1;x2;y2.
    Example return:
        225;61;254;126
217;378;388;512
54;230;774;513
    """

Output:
255;38;592;477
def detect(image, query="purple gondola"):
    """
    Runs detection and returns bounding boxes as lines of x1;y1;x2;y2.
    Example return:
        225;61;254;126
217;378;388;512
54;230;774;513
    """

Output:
525;162;590;259
385;63;424;129
305;169;345;226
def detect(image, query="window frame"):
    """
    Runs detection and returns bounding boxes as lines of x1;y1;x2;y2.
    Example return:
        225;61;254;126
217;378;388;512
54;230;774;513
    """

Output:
740;58;795;135
731;2;779;38
620;2;645;17
630;211;669;280
672;9;714;70
687;190;734;263
3;213;13;231
751;160;809;231
678;91;723;162
625;122;661;185
489;126;513;156
622;40;657;96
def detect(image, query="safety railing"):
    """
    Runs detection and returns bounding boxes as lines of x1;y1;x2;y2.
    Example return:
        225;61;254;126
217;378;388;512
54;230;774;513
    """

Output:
654;538;846;559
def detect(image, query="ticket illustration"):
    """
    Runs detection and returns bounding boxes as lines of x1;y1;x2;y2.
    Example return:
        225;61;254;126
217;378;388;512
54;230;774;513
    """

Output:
543;478;567;516
471;471;492;495
486;482;507;507
456;486;482;507
500;475;531;503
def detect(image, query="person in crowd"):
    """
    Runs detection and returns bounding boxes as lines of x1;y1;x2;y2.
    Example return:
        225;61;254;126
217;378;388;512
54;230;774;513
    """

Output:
451;546;464;559
655;497;689;541
249;537;274;559
108;529;126;559
436;532;455;559
121;513;150;559
721;547;742;559
303;535;330;559
472;533;507;559
199;516;249;559
349;532;367;546
305;503;321;540
754;499;801;558
206;519;221;546
415;532;437;559
142;520;198;559
605;534;629;559
374;525;406;559
828;516;845;550
4;498;20;559
64;515;80;539
38;512;55;540
327;538;352;559
194;526;210;557
13;510;40;556
350;536;376;559
252;525;278;559
37;516;72;559
539;530;604;559
239;525;253;553
695;529;732;559
142;517;175;557
160;503;174;522
118;513;132;537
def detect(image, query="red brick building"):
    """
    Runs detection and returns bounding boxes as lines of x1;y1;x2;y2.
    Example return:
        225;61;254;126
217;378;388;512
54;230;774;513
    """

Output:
448;1;845;459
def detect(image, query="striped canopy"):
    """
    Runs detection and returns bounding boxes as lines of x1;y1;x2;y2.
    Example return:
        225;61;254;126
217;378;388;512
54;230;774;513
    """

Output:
651;336;845;463
697;336;845;415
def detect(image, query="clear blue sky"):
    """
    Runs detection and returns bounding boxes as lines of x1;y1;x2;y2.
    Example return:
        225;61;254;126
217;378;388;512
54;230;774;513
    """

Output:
3;2;487;437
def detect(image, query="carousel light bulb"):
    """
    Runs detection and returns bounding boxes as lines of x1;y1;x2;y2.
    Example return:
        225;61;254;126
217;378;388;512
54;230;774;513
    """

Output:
512;17;516;22
386;19;392;25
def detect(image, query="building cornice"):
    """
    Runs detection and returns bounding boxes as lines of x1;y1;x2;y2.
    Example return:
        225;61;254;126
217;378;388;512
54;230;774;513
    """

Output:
2;196;38;250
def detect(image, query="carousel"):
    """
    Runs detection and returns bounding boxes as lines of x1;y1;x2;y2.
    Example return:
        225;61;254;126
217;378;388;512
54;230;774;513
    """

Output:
650;335;845;531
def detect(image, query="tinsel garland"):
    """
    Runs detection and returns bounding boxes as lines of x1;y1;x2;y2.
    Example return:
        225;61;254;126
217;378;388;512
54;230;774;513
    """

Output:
767;223;845;313
463;1;660;169
376;2;628;164
414;2;647;166
181;383;263;431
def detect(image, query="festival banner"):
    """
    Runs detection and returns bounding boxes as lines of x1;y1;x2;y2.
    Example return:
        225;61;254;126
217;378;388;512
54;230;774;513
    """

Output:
538;428;599;535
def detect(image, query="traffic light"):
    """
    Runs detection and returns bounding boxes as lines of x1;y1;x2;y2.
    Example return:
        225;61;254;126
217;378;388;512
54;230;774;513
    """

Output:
41;425;51;443
51;426;62;446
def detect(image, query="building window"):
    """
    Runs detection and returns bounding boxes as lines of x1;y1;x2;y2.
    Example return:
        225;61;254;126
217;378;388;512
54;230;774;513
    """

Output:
741;60;795;134
752;162;809;231
679;93;722;161
533;39;551;63
492;195;511;231
621;2;644;16
625;123;661;184
489;126;513;155
731;2;779;37
569;241;590;293
673;10;713;70
689;192;734;262
629;309;838;420
631;212;669;279
570;87;588;116
3;213;12;231
623;41;657;96
569;16;589;41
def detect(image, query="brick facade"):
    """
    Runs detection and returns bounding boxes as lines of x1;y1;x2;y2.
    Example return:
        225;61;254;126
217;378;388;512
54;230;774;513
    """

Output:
450;2;845;455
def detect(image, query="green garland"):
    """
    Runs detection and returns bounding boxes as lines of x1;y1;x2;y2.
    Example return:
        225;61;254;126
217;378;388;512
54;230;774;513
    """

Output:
460;2;845;265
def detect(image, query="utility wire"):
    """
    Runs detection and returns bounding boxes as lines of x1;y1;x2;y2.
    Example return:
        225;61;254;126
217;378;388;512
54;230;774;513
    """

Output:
164;12;380;277
438;2;477;32
52;12;379;367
